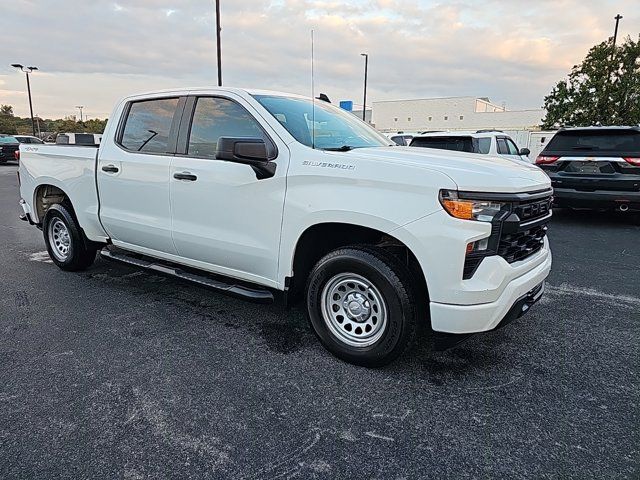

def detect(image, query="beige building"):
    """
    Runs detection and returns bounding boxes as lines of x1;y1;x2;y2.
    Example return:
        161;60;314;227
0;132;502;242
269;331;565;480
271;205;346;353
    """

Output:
371;96;544;132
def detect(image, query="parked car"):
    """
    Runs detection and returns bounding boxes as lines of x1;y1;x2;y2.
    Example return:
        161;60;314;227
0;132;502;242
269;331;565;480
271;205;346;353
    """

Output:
1;135;45;163
18;88;552;366
410;131;531;162
15;135;44;145
56;132;102;146
387;133;416;146
536;126;640;212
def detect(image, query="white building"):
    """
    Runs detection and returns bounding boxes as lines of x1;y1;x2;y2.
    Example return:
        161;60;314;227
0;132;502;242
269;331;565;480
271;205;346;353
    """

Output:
371;96;544;133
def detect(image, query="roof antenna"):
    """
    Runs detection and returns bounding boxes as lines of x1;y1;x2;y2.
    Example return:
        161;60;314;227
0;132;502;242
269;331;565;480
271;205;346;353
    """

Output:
311;29;316;149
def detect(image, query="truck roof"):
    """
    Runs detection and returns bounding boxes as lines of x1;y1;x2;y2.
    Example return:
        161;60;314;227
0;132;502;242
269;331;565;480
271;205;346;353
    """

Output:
412;131;504;139
120;87;307;102
558;126;640;132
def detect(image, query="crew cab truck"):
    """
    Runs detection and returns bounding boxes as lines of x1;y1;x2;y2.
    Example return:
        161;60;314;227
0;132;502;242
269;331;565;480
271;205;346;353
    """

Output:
18;88;552;367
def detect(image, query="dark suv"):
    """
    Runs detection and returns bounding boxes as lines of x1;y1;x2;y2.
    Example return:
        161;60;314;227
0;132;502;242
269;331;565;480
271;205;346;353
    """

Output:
536;127;640;212
0;135;44;163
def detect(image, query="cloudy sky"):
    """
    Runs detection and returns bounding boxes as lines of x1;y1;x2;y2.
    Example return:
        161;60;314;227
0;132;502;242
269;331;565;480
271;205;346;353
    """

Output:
0;0;637;119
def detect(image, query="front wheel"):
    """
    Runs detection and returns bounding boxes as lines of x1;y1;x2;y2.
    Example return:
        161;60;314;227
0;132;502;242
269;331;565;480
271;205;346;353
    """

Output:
43;204;97;271
305;246;417;367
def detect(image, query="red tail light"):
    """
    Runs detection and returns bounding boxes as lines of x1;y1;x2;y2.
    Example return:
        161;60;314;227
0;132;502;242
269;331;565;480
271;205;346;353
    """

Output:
536;155;559;165
623;157;640;166
14;150;20;161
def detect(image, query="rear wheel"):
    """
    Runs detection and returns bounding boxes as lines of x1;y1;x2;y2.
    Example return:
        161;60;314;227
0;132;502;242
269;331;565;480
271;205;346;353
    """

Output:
305;246;417;367
43;204;97;271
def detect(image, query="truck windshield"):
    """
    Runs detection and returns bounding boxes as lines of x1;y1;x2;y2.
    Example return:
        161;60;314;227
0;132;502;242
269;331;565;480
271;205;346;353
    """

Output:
253;95;392;150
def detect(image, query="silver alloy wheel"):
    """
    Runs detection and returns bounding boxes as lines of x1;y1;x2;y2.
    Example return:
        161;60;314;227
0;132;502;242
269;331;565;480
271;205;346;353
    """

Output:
321;273;388;348
48;218;71;261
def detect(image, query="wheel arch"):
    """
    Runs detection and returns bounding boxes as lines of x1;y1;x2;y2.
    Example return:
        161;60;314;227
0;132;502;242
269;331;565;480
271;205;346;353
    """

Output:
32;182;74;224
286;221;430;320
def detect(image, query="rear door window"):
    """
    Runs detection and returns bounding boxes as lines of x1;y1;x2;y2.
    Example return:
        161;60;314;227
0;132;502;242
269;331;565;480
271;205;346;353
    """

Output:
496;138;509;154
120;97;180;153
476;138;491;154
410;136;474;153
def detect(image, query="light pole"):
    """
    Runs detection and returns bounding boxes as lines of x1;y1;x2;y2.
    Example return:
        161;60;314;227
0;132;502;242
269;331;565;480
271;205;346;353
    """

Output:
360;53;368;122
11;64;38;136
76;106;84;123
612;14;623;47
215;0;222;86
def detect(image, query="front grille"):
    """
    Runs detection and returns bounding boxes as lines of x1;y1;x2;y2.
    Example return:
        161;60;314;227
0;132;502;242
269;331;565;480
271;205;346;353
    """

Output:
498;224;547;263
514;196;552;222
462;190;552;279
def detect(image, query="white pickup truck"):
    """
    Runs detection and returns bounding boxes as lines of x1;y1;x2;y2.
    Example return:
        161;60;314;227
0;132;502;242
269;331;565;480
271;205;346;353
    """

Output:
18;87;552;366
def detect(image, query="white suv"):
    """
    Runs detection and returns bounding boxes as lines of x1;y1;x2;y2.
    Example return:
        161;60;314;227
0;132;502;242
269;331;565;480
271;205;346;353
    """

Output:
410;131;531;163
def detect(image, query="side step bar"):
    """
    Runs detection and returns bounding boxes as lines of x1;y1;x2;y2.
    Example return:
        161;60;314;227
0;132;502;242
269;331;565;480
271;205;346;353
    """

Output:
100;248;274;304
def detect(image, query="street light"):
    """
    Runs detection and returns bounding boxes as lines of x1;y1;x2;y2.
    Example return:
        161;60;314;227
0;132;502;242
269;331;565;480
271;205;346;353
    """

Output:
215;0;222;86
360;53;368;122
11;64;38;136
612;14;623;48
76;105;84;123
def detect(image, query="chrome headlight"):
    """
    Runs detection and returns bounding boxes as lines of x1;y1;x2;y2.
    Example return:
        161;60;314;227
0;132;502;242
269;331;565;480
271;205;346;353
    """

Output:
439;190;506;222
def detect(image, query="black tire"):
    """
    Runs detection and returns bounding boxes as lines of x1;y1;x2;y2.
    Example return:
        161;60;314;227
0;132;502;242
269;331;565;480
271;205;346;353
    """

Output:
43;204;97;271
305;246;417;367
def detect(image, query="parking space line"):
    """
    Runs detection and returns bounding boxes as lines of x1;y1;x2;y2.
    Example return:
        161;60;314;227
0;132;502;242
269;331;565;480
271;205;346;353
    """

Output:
546;283;640;306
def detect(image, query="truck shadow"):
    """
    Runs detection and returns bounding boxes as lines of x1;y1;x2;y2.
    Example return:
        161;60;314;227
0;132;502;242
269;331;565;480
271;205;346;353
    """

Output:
78;257;518;381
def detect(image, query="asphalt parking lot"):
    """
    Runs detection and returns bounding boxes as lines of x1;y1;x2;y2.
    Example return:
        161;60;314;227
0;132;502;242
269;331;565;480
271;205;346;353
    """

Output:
0;162;638;479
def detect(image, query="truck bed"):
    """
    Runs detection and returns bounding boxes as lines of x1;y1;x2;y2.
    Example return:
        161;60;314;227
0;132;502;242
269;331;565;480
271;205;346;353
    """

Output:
18;144;108;242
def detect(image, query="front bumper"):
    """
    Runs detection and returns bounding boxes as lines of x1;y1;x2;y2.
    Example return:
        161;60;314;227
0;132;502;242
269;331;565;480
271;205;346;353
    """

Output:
429;247;551;334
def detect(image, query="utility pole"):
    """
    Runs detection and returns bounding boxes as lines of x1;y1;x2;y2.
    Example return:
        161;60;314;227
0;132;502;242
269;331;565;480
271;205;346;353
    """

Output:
215;0;222;86
76;106;84;123
612;14;623;47
11;64;38;136
360;53;368;122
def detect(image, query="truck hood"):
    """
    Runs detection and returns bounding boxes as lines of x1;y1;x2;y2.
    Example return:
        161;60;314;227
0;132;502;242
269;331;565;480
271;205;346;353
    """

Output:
350;146;550;193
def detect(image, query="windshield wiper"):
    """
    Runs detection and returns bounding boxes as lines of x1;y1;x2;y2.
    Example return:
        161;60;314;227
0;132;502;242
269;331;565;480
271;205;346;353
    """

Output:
322;145;356;151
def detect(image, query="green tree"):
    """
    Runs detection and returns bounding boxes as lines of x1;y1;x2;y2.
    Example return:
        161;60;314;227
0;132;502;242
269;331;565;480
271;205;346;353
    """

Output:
0;104;17;134
1;105;108;137
542;35;640;128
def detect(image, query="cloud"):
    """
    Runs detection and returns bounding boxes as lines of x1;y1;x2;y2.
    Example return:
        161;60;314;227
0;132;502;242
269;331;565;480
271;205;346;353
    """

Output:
0;0;637;118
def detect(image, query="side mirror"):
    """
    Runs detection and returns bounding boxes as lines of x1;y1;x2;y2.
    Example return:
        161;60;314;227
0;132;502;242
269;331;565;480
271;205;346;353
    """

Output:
216;137;277;179
519;147;531;156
